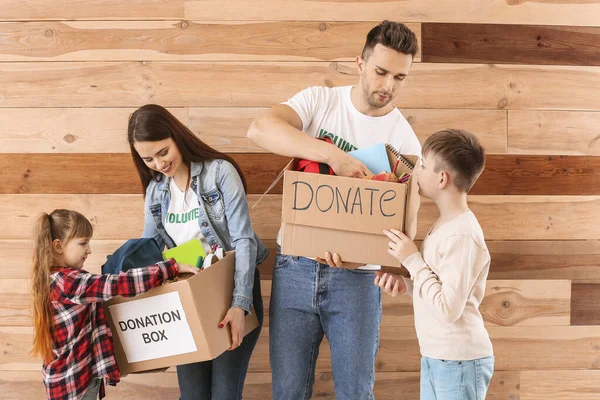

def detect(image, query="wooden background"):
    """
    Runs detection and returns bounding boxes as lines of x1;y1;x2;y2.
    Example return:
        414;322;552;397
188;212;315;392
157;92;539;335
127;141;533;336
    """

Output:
2;1;600;399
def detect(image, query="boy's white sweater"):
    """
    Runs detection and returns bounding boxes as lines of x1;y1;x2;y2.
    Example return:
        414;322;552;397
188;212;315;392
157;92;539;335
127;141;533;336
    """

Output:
402;210;494;361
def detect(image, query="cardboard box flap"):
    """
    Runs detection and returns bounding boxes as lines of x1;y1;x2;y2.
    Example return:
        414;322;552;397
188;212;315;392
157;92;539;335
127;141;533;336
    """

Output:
187;251;259;357
282;170;407;236
385;147;420;240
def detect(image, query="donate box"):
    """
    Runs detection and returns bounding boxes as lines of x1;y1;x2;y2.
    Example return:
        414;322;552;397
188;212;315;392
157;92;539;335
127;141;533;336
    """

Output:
104;251;259;375
280;149;420;267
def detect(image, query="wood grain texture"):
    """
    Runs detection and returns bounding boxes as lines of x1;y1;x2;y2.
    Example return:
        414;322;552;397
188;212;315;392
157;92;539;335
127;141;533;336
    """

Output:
5;154;600;195
0;0;184;21
0;108;187;153
0;21;420;62
487;240;600;280
0;62;599;110
508;110;600;155
571;283;600;325
184;0;600;26
263;280;571;328
520;370;600;400
5;325;600;371
0;153;289;195
0;370;520;399
3;194;600;241
2;279;569;328
0;108;507;154
470;155;600;195
422;23;600;66
7;239;600;281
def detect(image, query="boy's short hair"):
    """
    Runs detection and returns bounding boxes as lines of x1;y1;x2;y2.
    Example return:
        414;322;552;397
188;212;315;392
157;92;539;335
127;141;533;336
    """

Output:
362;21;419;60
422;129;486;193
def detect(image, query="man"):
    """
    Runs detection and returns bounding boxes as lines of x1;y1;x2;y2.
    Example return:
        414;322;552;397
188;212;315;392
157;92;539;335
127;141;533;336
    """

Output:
247;21;421;399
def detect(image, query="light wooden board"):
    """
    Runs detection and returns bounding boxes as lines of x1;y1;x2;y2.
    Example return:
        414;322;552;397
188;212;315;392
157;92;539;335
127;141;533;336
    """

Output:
520;370;600;400
0;62;599;110
2;279;569;328
6;239;600;281
2;194;600;241
0;370;520;399
0;107;506;154
0;21;420;62
508;110;600;155
0;0;184;21
5;325;600;372
184;0;600;27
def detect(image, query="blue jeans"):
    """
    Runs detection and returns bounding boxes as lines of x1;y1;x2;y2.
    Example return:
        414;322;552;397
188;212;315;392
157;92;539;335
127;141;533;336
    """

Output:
176;270;263;400
270;250;382;400
420;356;495;400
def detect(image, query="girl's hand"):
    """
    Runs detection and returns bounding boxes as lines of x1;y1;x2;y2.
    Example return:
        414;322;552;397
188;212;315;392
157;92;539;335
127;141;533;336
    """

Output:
219;307;246;350
176;263;200;275
384;229;419;264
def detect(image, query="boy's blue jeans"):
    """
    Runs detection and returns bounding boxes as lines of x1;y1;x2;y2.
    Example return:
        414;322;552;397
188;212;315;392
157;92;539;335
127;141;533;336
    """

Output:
269;249;382;400
420;356;495;400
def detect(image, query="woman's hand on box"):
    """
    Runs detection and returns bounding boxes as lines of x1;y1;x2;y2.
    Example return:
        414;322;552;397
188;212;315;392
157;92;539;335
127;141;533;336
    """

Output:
219;307;246;350
374;271;406;297
316;252;364;269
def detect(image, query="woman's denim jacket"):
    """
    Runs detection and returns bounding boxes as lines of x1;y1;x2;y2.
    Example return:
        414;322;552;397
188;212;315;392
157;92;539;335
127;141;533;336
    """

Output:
142;159;268;312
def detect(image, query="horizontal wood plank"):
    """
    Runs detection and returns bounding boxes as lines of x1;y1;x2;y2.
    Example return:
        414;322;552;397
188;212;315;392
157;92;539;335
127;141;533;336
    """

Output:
2;194;600;241
0;0;183;21
5;326;600;371
520;370;600;400
7;239;600;281
184;0;600;27
0;21;420;62
3;153;600;196
0;62;599;110
0;370;520;399
0;107;507;154
508;110;600;155
1;278;569;328
422;23;600;66
486;240;600;281
571;283;600;326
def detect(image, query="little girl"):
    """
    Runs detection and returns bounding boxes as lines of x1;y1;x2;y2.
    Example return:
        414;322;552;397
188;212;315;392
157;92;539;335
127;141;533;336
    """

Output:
30;209;198;400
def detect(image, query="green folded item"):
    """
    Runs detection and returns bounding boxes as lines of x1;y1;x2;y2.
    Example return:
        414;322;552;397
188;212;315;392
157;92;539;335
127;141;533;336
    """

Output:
162;238;207;266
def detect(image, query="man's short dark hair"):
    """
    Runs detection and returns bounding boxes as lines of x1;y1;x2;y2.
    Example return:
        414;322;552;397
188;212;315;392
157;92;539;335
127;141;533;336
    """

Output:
362;21;419;60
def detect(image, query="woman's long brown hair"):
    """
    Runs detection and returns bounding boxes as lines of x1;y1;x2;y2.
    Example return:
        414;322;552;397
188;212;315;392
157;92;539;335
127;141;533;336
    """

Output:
127;104;247;195
31;210;93;363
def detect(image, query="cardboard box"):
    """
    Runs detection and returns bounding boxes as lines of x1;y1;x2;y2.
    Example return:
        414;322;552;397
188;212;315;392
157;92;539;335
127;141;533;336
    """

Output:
280;148;420;267
104;251;259;374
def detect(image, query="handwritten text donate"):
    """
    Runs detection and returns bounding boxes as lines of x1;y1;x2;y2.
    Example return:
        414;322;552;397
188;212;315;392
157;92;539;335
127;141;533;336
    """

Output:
291;180;398;217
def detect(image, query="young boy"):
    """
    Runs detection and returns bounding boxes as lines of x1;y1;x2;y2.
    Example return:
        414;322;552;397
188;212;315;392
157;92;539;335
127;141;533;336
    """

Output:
377;129;494;399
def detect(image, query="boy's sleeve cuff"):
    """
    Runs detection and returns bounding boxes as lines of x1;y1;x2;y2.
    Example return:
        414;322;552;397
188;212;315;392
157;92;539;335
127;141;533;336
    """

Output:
403;252;426;276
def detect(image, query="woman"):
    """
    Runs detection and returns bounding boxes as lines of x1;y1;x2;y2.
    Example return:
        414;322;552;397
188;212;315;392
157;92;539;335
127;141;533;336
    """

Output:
128;104;268;399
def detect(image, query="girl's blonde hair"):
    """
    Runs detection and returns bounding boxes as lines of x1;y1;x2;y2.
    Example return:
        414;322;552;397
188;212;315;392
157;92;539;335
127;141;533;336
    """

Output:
31;209;93;363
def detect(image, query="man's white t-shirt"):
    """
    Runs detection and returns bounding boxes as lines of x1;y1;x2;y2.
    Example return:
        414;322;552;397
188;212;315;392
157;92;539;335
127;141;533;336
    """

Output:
164;178;211;254
279;85;422;270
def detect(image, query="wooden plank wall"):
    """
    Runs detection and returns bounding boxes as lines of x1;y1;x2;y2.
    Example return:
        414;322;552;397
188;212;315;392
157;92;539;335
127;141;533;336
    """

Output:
2;1;600;399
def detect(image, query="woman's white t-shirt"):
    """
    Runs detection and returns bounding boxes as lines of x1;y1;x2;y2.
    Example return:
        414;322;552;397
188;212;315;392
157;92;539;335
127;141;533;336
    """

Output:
164;178;211;254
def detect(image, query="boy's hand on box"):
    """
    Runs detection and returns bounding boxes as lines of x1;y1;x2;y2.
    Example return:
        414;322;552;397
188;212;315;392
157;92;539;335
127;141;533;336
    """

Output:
384;229;419;264
374;271;406;297
316;252;364;269
219;307;245;351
